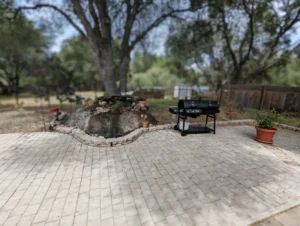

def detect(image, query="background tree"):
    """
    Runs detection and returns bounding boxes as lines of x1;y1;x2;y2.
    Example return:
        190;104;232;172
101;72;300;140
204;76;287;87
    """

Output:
0;12;46;104
131;52;157;73
167;0;300;90
57;37;103;92
271;48;300;86
31;57;75;106
12;0;206;95
57;36;122;93
129;53;202;93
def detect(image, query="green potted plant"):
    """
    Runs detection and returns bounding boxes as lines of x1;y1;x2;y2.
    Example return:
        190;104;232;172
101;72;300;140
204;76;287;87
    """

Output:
141;114;149;128
84;98;92;106
255;109;278;144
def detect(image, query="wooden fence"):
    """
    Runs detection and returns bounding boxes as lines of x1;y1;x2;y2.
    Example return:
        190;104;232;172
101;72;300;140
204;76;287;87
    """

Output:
221;85;300;112
133;87;165;99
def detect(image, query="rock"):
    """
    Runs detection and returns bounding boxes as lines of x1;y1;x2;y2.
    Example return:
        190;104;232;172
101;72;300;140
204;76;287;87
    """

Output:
55;126;74;134
65;106;157;138
49;111;68;130
99;101;107;106
96;107;110;113
65;108;91;129
132;104;147;112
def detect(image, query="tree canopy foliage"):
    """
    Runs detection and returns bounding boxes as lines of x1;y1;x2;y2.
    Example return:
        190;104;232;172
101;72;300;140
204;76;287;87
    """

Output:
10;0;205;95
57;37;102;91
272;49;300;86
0;0;299;99
167;0;300;90
129;52;202;93
0;10;46;103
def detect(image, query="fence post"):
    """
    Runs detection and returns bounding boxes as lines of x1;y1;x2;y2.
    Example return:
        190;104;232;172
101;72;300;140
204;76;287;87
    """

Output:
259;86;266;110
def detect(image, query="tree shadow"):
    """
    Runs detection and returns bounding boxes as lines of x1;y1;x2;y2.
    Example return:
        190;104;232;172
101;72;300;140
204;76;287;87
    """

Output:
1;126;300;225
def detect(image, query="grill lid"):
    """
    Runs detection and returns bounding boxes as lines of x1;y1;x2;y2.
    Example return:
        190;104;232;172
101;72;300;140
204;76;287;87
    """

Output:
178;100;219;109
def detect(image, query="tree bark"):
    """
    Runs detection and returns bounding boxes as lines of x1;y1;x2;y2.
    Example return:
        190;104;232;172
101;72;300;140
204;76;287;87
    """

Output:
89;44;118;95
71;0;118;96
119;55;130;93
15;68;19;105
0;82;9;95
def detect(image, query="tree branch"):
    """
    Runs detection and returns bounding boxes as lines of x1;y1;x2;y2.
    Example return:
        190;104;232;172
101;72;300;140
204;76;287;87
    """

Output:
94;0;112;40
14;4;87;39
130;6;204;50
121;0;140;56
261;8;300;65
248;43;300;81
89;0;100;33
219;7;238;70
239;0;255;66
71;0;95;39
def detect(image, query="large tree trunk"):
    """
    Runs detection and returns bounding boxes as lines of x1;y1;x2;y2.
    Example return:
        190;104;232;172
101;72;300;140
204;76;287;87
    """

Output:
89;42;118;96
119;56;130;94
101;65;118;95
15;69;19;105
0;82;9;95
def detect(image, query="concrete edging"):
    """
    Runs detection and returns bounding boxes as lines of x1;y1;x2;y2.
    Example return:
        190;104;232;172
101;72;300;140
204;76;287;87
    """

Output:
247;200;300;225
54;119;299;147
274;122;300;132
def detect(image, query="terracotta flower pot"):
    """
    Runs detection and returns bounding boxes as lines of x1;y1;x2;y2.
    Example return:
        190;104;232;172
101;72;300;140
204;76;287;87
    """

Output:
255;126;277;144
226;111;237;119
48;107;59;116
142;121;149;128
84;100;90;106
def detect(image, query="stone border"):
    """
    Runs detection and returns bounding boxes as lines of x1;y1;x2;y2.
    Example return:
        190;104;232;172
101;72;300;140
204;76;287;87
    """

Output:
54;124;174;147
54;119;299;147
274;122;300;132
247;200;300;225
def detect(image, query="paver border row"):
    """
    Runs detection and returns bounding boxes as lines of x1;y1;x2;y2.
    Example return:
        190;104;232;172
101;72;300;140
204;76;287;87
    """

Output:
54;119;299;147
248;201;300;226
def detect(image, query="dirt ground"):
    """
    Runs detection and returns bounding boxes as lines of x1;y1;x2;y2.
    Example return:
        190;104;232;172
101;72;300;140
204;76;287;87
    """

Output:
0;96;299;134
0;106;49;134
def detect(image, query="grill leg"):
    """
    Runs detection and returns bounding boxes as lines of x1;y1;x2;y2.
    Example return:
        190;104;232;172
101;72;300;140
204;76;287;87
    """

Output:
213;114;216;134
174;113;180;130
181;116;187;136
205;115;208;128
177;113;180;125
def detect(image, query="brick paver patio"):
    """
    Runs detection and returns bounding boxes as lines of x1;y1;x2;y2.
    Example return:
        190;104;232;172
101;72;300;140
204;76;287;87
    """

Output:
0;126;300;226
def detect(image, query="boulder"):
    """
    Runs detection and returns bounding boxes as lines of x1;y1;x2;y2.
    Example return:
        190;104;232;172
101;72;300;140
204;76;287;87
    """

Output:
64;107;91;129
65;99;157;138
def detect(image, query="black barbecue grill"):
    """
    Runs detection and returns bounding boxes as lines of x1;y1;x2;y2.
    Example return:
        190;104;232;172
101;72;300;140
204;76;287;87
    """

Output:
169;99;220;136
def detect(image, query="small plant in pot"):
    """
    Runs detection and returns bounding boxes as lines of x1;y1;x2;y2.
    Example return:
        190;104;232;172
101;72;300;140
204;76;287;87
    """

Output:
255;109;278;144
84;98;92;106
225;101;237;120
141;114;149;128
48;106;59;116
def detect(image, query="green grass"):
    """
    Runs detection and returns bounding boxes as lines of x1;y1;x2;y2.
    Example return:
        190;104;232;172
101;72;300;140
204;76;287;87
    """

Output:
1;95;299;128
0;91;104;107
148;99;300;127
148;99;178;109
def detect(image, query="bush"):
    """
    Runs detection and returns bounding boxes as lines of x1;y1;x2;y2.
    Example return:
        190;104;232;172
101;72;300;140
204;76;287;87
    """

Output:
255;109;279;129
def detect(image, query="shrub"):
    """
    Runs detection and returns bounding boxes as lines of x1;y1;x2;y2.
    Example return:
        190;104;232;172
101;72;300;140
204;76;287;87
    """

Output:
256;109;279;129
